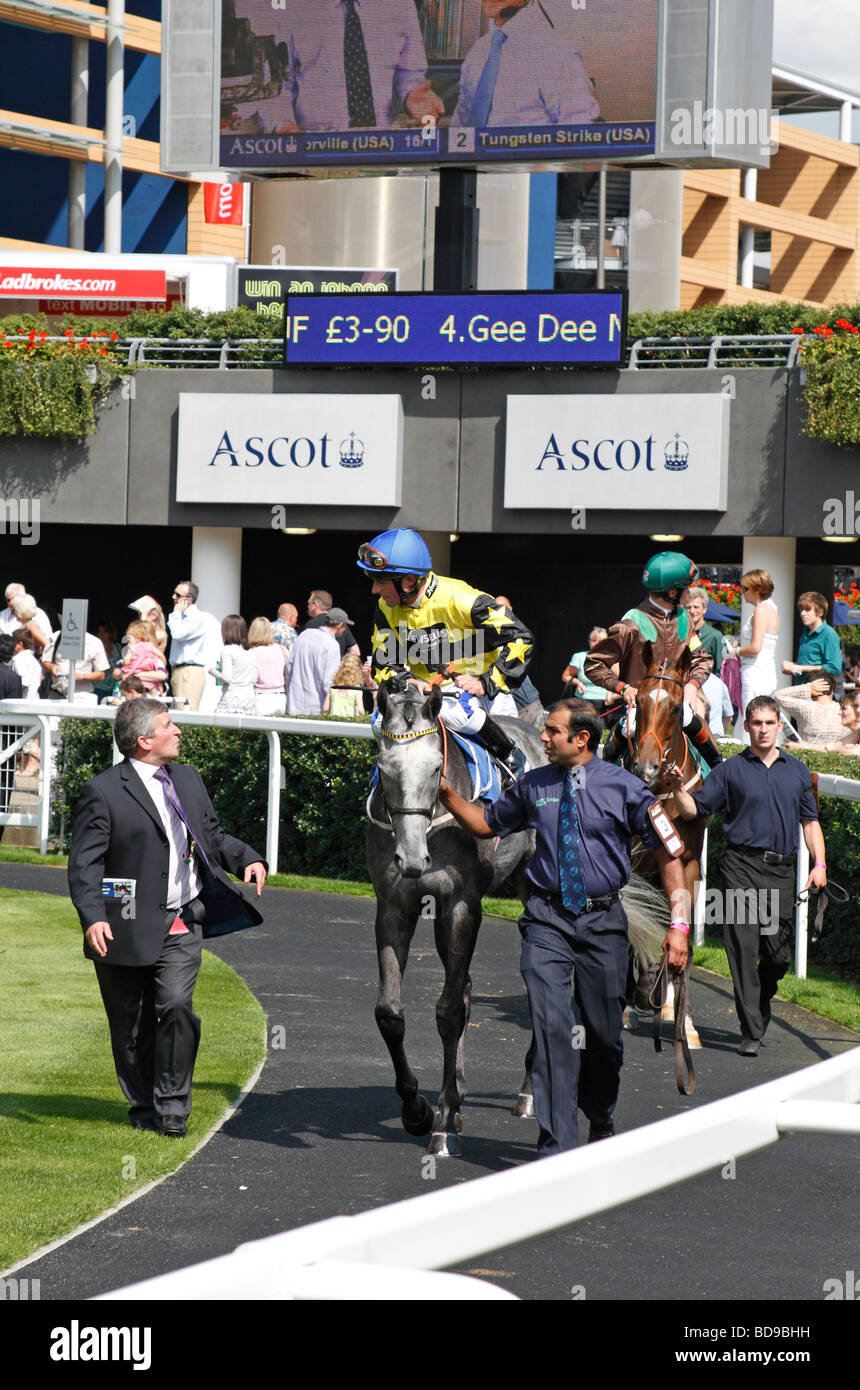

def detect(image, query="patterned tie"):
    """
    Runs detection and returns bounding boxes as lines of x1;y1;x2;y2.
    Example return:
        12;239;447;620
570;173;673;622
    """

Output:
154;767;213;874
344;0;377;128
466;26;507;127
558;769;588;915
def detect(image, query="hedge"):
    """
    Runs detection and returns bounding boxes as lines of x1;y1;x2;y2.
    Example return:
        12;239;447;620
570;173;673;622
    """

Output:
55;717;377;882
54;721;859;980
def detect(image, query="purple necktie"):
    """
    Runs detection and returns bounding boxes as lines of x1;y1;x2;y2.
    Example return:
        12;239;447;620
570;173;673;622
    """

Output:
154;767;213;873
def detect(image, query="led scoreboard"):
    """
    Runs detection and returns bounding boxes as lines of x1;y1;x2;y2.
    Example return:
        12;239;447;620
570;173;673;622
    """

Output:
282;292;626;368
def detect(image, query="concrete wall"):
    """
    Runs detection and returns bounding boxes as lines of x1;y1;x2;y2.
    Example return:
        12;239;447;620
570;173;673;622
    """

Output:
9;364;860;538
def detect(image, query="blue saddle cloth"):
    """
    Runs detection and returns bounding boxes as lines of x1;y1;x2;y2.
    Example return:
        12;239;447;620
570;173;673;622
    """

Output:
449;730;504;804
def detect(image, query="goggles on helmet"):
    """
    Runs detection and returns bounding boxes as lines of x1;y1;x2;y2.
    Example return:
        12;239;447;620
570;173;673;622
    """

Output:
357;543;390;570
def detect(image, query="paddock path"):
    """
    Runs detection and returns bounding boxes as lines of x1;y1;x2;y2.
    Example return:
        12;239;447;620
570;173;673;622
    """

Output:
4;862;858;1302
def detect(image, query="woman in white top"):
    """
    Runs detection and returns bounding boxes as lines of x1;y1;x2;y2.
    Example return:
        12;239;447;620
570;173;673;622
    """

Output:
733;567;779;739
215;615;258;715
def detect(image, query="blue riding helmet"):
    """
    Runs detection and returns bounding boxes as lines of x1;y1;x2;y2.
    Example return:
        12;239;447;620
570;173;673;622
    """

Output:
357;528;433;577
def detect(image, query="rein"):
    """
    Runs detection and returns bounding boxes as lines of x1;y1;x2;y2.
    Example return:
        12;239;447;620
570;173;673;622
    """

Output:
650;952;696;1096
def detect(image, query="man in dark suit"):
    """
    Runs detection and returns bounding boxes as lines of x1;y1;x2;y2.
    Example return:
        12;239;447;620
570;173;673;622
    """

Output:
68;698;266;1137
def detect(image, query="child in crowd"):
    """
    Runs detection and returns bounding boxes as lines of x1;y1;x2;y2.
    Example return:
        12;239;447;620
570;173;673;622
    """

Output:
113;620;168;694
324;653;370;718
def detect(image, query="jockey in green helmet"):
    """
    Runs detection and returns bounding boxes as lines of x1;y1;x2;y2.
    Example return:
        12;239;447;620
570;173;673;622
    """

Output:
585;551;723;768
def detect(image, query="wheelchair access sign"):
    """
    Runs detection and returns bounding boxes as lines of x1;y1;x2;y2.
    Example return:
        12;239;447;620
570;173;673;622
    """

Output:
61;599;88;663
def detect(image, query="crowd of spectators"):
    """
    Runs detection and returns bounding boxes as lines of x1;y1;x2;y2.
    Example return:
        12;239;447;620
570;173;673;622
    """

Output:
3;570;860;751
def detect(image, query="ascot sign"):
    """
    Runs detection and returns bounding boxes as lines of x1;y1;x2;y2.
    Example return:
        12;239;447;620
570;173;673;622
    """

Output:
504;394;729;510
175;394;403;506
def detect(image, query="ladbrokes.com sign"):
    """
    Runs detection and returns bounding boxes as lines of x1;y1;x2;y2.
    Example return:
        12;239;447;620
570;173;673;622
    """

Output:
0;268;166;300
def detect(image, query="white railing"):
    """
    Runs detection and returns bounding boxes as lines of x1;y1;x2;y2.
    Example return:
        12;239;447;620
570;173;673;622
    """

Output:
0;700;373;874
95;1046;860;1301
29;333;812;372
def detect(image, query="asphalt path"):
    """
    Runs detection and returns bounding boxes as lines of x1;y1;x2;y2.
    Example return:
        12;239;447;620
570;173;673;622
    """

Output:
4;861;859;1306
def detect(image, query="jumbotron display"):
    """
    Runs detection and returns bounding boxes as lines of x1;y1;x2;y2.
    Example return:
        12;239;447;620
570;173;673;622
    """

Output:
220;0;659;170
281;290;626;366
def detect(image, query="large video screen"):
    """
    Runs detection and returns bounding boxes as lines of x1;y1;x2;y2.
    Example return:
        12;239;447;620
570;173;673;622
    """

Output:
220;0;659;172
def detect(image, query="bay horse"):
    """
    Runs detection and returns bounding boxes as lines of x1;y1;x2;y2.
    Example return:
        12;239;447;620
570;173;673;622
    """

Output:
366;681;543;1156
625;641;705;1063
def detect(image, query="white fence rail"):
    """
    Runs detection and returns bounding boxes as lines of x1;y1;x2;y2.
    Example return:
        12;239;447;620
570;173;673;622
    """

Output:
1;702;855;973
96;1046;860;1301
0;700;372;875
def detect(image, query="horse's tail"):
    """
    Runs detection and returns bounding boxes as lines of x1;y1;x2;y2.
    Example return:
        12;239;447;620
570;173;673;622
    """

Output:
622;871;669;963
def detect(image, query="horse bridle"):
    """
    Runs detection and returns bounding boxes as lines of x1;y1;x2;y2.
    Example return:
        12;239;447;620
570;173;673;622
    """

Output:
627;663;690;784
375;717;449;822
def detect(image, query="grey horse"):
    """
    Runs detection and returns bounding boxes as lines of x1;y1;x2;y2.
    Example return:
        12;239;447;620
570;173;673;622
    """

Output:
366;680;542;1156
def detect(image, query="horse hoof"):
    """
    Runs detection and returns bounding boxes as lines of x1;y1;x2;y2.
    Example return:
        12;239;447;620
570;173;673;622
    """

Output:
428;1131;461;1158
401;1096;434;1136
685;1026;702;1050
512;1092;536;1119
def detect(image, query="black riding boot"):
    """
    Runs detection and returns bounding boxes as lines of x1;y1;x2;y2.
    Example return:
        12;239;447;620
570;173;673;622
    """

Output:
481;716;526;778
603;719;627;764
686;712;723;768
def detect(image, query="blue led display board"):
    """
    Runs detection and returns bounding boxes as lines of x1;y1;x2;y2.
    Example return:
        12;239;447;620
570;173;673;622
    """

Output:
282;291;626;367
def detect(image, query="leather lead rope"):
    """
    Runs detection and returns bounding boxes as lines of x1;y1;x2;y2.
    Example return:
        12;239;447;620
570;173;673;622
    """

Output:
650;952;696;1096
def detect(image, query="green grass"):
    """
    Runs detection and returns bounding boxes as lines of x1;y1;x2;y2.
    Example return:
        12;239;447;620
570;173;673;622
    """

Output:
0;888;265;1271
692;934;860;1035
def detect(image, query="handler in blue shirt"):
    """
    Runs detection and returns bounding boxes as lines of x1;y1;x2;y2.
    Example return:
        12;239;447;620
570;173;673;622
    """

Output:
667;696;825;1055
439;698;688;1155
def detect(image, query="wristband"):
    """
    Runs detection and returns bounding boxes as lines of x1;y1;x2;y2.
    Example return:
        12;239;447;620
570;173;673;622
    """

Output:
669;921;691;935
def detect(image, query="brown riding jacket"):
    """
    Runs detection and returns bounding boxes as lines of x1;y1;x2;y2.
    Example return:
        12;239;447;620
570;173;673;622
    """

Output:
584;596;713;695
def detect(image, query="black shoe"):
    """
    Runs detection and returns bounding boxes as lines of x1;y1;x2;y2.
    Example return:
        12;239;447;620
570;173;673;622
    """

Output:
481;717;525;781
159;1116;187;1137
738;1036;759;1056
587;1119;616;1142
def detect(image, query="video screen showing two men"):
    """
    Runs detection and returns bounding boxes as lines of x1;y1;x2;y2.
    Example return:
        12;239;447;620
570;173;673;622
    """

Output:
220;0;658;165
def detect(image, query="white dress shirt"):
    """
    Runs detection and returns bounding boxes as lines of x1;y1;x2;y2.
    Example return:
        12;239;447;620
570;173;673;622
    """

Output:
167;604;211;667
451;5;600;128
238;0;430;131
130;759;203;912
42;630;110;696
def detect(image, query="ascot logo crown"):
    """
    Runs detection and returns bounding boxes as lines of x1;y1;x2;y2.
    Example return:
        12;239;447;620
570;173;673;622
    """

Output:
664;432;689;471
339;432;365;468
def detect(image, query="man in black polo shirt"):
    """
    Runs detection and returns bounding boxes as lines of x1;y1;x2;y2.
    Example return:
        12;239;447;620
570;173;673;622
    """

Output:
667;696;825;1056
439;697;689;1155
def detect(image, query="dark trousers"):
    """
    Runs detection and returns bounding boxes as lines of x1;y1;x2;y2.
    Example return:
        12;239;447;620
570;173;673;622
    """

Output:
519;892;628;1156
721;847;795;1041
94;913;204;1124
